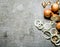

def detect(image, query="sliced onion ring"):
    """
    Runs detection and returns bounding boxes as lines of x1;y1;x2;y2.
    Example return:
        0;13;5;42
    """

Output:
34;19;44;29
49;28;58;35
42;31;51;40
51;35;59;44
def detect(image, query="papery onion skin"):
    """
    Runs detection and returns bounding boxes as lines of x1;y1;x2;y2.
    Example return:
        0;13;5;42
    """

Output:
51;3;59;12
44;9;52;19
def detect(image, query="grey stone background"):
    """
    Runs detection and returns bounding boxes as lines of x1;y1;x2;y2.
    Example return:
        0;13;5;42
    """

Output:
0;0;59;47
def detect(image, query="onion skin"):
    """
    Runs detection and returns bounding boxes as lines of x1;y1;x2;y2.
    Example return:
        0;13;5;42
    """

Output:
56;22;60;32
44;9;52;19
51;3;59;12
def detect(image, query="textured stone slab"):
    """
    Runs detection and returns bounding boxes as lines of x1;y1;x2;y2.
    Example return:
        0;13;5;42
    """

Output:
0;0;59;47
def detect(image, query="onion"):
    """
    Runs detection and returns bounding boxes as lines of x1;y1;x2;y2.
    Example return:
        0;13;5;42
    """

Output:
51;3;59;12
51;35;59;44
56;22;60;32
42;2;47;8
44;9;52;19
51;14;58;21
56;0;59;4
52;35;58;41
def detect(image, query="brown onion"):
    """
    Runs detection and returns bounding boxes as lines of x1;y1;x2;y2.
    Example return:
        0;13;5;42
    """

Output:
44;9;52;19
56;22;60;32
42;2;47;8
51;3;59;12
56;0;59;4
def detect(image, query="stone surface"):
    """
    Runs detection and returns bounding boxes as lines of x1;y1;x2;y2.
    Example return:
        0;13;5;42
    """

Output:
0;0;59;47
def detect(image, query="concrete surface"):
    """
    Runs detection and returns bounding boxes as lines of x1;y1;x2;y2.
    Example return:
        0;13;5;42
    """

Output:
0;0;59;47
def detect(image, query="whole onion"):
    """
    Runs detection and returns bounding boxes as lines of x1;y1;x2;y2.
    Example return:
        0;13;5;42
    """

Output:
56;22;60;32
44;9;52;19
51;3;59;12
